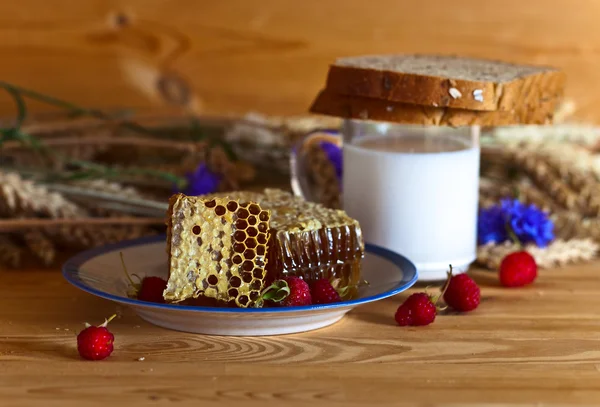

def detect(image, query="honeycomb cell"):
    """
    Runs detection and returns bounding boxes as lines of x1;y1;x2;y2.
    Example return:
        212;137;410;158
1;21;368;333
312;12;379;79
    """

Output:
229;276;242;288
205;199;216;208
234;230;246;242
238;208;249;219
258;222;268;233
256;245;266;256
228;288;239;298
246;239;257;249
233;242;245;253
232;254;243;265
248;216;257;226
235;219;248;230
242;260;254;271
192;225;201;235
227;201;238;212
249;291;260;301
253;268;264;279
249;204;261;215
243;249;255;260
242;272;253;283
257;235;267;245
215;205;226;216
238;295;249;306
207;274;218;285
250;279;261;290
247;227;258;237
259;212;269;222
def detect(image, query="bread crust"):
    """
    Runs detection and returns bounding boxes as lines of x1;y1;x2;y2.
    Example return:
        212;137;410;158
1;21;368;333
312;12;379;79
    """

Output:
309;90;558;126
324;64;566;112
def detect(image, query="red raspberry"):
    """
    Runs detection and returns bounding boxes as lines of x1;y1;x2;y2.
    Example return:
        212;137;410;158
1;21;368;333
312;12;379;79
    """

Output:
443;273;481;312
120;252;167;303
280;276;312;307
499;251;537;287
311;279;342;304
137;277;167;303
77;315;116;361
395;293;437;326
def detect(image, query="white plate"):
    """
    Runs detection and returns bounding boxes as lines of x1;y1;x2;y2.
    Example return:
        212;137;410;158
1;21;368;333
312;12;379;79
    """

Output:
62;235;418;336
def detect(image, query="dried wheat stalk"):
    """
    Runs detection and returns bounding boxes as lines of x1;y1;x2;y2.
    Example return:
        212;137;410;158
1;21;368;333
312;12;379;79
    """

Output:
0;217;164;231
479;177;558;213
47;225;156;250
0;171;84;218
74;179;144;196
506;149;584;212
477;239;598;270
534;152;600;217
22;231;56;266
551;212;600;242
499;144;600;217
0;235;23;268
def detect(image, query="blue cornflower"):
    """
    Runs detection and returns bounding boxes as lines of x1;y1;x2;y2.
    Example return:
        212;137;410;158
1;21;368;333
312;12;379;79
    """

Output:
477;204;508;245
478;198;554;248
319;141;342;184
180;162;220;196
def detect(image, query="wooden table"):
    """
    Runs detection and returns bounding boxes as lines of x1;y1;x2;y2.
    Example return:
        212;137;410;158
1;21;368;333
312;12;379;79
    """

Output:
2;262;600;407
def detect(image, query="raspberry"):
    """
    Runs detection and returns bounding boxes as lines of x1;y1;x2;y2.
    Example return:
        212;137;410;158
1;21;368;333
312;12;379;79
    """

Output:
395;293;437;326
499;251;537;287
77;315;116;361
311;279;342;304
120;252;167;303
279;276;312;307
443;273;480;312
137;277;167;303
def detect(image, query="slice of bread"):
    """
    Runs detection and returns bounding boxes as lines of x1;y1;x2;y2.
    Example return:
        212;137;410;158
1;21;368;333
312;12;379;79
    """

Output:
324;54;566;112
309;89;558;127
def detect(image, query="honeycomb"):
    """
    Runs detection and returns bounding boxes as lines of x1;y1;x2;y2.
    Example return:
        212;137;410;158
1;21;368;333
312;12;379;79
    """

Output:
198;189;364;293
164;193;271;308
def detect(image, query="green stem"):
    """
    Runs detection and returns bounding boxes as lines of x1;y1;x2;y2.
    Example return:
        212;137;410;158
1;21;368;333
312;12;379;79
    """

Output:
119;252;137;288
0;81;156;135
120;167;187;189
4;86;27;129
513;185;521;201
506;221;523;249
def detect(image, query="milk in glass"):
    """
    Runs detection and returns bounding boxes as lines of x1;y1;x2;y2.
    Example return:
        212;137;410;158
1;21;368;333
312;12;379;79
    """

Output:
342;129;480;280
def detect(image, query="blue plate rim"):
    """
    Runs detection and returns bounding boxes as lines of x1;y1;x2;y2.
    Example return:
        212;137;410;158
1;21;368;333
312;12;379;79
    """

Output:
62;234;418;314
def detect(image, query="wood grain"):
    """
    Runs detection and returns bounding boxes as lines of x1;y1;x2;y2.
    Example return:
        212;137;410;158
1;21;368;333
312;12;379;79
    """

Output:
3;261;600;406
0;0;600;122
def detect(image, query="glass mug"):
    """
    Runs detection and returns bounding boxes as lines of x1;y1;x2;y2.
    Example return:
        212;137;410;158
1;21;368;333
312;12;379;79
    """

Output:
290;120;481;281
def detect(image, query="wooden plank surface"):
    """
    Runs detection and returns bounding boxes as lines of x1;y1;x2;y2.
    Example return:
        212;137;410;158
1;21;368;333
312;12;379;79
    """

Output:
2;262;600;406
1;0;600;122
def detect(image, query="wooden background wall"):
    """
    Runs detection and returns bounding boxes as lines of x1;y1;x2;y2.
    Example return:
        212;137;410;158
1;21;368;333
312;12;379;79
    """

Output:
1;0;599;122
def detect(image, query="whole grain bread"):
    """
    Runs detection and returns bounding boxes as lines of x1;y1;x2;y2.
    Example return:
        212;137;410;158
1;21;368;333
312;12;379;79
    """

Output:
309;89;558;127
324;54;566;112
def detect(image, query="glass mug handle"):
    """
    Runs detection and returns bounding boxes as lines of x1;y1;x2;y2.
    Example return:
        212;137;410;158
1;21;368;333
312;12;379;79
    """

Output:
290;128;343;204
